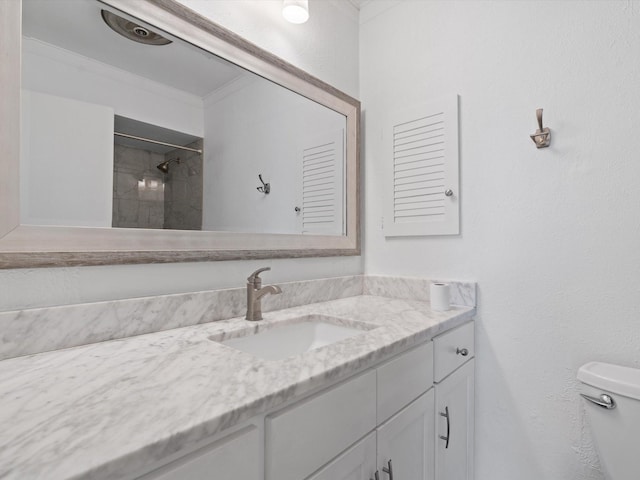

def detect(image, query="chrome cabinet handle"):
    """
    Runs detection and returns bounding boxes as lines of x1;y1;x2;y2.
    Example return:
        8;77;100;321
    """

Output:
382;459;393;480
445;189;454;197
581;393;616;410
439;406;450;449
456;347;469;356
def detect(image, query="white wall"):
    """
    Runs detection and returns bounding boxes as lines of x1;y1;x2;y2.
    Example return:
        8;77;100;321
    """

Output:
0;0;360;312
361;1;640;479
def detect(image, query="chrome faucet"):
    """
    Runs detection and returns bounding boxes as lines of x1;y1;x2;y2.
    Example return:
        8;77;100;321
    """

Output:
246;267;282;321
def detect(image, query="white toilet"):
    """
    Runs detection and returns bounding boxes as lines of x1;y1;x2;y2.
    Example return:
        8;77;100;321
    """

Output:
578;362;640;480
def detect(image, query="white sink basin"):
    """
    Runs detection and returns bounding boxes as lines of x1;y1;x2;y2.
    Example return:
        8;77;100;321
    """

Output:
210;315;376;361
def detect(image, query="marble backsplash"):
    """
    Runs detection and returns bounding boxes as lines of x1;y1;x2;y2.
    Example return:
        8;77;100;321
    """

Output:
0;274;476;361
0;276;363;361
364;275;476;307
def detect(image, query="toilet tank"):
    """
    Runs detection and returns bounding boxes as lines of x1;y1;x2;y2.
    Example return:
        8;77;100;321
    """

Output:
578;362;640;480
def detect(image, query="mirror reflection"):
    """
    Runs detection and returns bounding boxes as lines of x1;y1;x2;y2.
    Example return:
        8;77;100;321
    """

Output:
21;0;347;236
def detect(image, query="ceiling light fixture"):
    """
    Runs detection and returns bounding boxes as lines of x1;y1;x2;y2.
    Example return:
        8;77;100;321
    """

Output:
282;0;309;24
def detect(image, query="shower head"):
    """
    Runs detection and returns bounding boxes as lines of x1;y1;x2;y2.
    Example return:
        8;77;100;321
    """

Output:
101;10;172;46
156;161;170;174
157;158;180;174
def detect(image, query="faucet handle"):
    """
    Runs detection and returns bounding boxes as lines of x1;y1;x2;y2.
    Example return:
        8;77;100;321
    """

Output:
247;267;271;284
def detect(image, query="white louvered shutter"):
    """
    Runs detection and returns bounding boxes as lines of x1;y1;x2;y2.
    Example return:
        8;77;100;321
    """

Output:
384;95;459;236
297;129;345;235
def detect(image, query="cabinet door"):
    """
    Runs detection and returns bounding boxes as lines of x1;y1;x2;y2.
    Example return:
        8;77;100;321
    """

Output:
307;432;376;480
377;389;435;480
138;426;261;480
266;370;376;480
435;360;474;480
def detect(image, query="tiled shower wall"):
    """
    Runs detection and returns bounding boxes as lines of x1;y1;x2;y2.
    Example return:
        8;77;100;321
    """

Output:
164;139;203;231
112;140;203;230
112;145;165;229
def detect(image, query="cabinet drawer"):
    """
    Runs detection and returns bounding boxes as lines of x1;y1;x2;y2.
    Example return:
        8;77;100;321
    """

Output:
138;426;260;480
434;322;474;382
377;342;433;424
266;370;376;480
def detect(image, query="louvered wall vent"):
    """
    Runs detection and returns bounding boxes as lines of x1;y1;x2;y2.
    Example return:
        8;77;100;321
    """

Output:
299;130;344;235
384;95;459;236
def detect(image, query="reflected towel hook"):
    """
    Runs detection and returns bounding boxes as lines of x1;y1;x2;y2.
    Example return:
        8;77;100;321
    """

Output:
257;174;270;194
530;108;551;148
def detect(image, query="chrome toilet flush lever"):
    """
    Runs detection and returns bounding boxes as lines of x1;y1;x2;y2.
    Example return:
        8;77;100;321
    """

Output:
580;393;616;410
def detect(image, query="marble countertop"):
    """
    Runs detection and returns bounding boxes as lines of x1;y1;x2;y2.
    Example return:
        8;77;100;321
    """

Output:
0;295;474;480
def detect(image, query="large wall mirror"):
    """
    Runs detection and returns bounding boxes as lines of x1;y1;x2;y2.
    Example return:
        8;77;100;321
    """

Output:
0;0;360;268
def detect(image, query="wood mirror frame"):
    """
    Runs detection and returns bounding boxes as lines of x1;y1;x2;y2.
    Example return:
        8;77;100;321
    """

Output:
0;0;360;269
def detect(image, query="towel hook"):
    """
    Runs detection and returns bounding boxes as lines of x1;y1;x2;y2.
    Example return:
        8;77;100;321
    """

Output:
530;108;551;148
256;174;270;194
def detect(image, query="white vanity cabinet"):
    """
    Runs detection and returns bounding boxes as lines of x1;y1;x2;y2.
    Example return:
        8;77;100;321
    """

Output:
433;322;475;480
266;342;434;480
135;322;474;480
310;390;435;480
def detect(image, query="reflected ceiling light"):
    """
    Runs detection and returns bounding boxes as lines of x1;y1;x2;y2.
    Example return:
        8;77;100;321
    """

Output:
282;0;309;24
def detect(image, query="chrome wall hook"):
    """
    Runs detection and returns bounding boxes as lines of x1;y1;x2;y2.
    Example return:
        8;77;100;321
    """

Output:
530;108;551;148
256;174;270;194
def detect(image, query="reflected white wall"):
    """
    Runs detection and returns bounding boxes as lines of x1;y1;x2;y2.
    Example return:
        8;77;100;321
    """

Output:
202;76;345;234
22;38;204;136
21;91;114;227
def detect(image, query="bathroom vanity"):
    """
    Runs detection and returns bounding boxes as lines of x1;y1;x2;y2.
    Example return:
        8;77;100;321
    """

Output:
139;319;474;480
0;288;475;480
137;322;474;480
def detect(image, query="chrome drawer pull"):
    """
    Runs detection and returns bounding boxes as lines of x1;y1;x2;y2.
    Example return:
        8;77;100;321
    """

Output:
456;347;469;356
439;406;450;448
581;393;616;409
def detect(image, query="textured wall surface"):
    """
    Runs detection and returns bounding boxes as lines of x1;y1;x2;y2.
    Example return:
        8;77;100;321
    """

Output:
360;1;640;479
0;0;360;312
